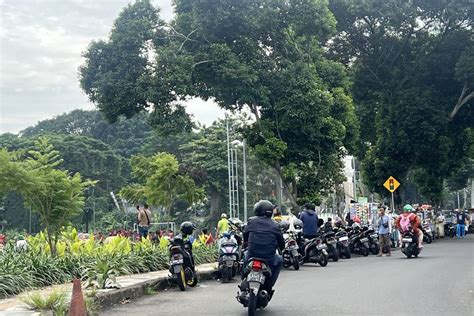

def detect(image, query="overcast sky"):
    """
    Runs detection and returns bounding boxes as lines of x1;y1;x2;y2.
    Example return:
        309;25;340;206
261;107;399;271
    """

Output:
0;0;225;134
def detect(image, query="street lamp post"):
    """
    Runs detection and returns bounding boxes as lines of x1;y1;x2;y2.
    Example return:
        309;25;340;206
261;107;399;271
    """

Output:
242;139;248;222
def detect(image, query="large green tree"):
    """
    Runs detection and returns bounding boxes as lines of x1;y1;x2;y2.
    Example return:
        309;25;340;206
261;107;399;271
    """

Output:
0;139;95;254
80;0;360;208
329;0;474;204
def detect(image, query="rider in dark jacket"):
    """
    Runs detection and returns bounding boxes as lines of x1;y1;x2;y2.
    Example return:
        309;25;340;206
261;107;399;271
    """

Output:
299;203;319;238
243;200;285;287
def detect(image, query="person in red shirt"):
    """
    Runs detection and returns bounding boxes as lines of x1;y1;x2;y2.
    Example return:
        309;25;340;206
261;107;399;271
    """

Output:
395;204;423;248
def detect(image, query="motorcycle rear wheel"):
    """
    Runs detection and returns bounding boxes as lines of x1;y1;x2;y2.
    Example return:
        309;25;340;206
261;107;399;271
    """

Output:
360;247;369;257
344;247;351;259
329;245;339;262
292;257;300;270
248;291;257;316
318;254;328;267
226;266;233;282
177;268;186;291
425;235;432;244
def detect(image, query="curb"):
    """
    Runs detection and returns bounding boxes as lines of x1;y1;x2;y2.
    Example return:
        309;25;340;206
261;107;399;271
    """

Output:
95;264;218;309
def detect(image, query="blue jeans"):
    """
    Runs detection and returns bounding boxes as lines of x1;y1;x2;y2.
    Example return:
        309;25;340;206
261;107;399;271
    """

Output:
139;226;149;239
456;224;465;238
244;253;282;287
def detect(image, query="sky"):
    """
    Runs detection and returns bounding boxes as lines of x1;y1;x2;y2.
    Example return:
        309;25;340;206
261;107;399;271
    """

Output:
0;0;226;134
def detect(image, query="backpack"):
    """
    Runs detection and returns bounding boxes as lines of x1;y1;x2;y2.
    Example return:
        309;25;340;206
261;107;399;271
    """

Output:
399;214;412;232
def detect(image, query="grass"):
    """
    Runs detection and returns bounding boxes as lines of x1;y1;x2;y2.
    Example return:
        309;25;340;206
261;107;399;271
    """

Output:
144;285;157;295
22;289;68;314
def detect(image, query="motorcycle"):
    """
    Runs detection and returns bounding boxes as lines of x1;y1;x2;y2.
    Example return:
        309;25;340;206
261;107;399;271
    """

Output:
334;228;351;259
237;258;273;316
321;230;339;262
446;223;456;238
363;227;380;255
400;231;421;258
347;227;370;257
281;230;300;270
421;222;433;244
218;232;240;282
169;235;198;291
298;235;329;267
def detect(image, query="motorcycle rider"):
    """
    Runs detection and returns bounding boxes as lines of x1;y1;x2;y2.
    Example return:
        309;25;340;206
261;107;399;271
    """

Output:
242;200;285;290
299;203;319;239
395;204;423;249
217;213;229;237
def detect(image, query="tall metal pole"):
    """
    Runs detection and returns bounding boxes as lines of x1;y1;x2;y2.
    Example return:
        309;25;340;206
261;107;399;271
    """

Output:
391;192;395;213
29;208;32;234
457;191;461;210
243;139;248;222
234;148;240;219
226;118;232;218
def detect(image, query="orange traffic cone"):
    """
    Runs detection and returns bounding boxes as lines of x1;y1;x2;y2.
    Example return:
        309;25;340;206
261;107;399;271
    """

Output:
68;278;86;316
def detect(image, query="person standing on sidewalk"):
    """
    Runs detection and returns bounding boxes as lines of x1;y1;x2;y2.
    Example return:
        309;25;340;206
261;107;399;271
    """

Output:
456;210;467;239
377;207;391;257
137;204;152;239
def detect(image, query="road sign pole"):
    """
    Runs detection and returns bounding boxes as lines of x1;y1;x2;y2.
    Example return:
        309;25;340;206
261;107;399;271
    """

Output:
391;192;395;213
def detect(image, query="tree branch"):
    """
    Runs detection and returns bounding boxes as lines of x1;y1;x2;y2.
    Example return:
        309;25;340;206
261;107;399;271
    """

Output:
449;84;474;119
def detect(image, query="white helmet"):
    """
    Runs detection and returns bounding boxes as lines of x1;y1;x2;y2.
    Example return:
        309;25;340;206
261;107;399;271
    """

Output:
221;213;227;218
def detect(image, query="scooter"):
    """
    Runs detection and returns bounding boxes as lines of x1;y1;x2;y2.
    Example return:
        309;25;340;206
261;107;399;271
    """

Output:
321;230;339;262
218;232;240;282
347;227;370;256
282;230;300;270
298;235;329;267
334;228;351;259
169;235;198;291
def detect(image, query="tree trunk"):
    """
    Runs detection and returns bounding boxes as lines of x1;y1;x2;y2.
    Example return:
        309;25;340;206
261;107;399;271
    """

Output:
273;164;299;210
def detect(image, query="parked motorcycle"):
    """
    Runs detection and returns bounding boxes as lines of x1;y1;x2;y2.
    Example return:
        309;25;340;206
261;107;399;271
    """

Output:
298;235;329;267
169;235;198;291
321;230;339;262
363;227;380;255
334;228;351;259
446;223;456;238
400;231;421;258
237;258;274;316
347;227;370;257
218;232;240;282
421;222;433;244
282;230;300;270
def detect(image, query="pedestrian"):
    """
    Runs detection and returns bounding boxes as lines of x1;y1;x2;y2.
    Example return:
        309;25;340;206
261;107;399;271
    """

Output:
217;213;229;237
377;207;391;257
436;212;445;237
299;203;319;239
273;206;283;223
456;210;467;239
137;204;152;239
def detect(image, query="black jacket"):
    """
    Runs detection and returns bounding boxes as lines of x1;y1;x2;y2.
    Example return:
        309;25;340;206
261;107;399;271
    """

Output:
244;216;284;260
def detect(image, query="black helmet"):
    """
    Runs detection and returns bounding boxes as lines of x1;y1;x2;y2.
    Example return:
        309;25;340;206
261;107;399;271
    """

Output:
180;221;196;235
254;200;274;217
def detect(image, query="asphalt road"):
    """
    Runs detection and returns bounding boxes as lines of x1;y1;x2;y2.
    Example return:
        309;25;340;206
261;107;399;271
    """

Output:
104;236;473;315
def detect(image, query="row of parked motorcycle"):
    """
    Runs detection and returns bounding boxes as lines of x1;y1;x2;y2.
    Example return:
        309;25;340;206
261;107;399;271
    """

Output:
166;217;444;316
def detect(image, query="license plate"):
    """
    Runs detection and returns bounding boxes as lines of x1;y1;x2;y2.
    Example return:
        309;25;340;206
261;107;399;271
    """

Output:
248;271;265;283
288;245;298;250
402;238;413;243
316;244;327;250
360;238;368;243
370;234;378;238
327;240;336;244
339;236;348;242
171;259;183;264
291;249;299;256
222;255;235;261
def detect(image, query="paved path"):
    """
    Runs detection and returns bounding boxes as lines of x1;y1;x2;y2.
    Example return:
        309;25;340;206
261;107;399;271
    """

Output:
104;236;473;315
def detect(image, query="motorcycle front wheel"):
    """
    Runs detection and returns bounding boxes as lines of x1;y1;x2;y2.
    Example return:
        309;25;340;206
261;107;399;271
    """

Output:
360;246;369;257
370;243;380;255
248;291;257;316
329;245;339;262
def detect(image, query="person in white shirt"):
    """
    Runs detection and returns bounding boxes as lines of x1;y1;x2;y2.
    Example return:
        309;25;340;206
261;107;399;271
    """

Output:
436;212;445;237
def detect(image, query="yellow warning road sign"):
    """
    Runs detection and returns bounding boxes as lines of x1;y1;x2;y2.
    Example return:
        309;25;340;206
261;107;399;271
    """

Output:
383;176;400;193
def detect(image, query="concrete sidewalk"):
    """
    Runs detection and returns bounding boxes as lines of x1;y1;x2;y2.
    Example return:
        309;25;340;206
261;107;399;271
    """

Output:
0;262;218;315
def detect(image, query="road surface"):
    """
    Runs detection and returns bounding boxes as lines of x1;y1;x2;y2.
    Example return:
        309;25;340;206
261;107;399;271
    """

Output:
104;236;473;315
